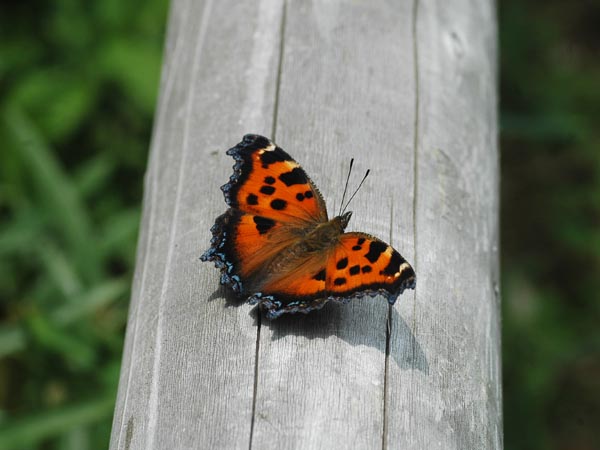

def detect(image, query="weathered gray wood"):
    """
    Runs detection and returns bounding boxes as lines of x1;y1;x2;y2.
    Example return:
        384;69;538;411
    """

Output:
110;0;501;449
386;1;501;449
110;0;283;448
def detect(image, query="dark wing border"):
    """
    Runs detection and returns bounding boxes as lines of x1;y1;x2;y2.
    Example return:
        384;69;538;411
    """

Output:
221;134;291;208
200;209;245;294
253;278;416;320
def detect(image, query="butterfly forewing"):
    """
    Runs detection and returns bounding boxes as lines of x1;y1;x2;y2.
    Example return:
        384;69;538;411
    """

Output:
223;134;328;224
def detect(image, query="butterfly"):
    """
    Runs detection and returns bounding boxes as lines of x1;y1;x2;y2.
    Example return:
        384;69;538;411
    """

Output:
201;134;416;319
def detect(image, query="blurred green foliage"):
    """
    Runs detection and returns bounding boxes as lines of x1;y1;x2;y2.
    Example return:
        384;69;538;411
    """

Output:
0;0;598;448
500;1;600;449
0;0;168;448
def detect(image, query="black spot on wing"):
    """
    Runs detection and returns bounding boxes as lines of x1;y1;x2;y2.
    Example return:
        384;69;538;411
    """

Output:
352;245;362;251
364;241;387;263
304;190;313;198
349;265;360;275
264;176;276;184
260;147;293;168
271;199;287;210
313;269;326;281
259;185;275;195
246;194;258;205
334;277;347;286
362;265;372;273
253;216;275;234
336;257;348;270
279;168;308;186
296;193;305;201
382;250;404;276
357;237;365;245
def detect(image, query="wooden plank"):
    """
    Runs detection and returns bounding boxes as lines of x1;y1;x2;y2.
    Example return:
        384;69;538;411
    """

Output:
110;0;284;448
110;0;501;449
250;1;417;449
385;0;502;448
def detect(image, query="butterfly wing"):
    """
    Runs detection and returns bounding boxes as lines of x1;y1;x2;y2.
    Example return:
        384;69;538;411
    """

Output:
222;134;328;223
245;241;331;318
248;232;416;319
326;232;416;302
202;134;328;295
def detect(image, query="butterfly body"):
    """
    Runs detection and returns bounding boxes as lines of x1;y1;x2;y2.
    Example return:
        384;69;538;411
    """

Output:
201;134;416;319
296;212;350;251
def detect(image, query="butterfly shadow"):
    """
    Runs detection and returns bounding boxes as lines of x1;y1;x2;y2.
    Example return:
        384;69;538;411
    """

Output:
207;286;250;309
263;302;429;374
207;287;428;374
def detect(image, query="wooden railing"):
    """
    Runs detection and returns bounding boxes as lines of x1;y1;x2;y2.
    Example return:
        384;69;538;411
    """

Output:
110;0;501;448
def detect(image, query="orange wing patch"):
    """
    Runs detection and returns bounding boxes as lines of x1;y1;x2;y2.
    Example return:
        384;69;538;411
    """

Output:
326;232;415;301
259;254;328;299
246;245;330;316
232;212;300;278
202;209;300;293
223;134;327;224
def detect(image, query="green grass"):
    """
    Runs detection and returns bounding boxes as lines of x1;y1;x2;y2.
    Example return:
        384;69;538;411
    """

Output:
0;1;168;448
0;0;598;448
500;1;600;449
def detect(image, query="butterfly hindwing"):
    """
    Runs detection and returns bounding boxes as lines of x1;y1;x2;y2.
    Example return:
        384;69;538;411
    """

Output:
327;232;415;302
247;247;330;318
223;134;328;224
241;232;415;319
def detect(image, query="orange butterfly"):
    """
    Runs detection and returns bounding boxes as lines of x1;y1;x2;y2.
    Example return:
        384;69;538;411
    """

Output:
201;134;416;319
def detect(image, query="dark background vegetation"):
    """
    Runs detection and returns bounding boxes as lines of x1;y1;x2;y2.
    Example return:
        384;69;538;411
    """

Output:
0;1;597;448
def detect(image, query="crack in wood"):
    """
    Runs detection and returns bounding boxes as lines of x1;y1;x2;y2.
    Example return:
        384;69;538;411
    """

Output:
382;197;394;449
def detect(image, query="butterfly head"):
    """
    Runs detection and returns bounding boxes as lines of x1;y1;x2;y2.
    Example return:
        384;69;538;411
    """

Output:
339;211;352;230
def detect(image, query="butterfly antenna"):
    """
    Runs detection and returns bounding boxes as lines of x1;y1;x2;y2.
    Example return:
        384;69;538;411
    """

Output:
338;158;354;216
341;169;370;214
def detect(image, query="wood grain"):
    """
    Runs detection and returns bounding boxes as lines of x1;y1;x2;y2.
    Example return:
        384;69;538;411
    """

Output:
385;1;501;448
110;0;501;449
110;0;283;448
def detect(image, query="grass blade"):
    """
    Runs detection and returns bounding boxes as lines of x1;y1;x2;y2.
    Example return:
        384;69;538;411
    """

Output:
0;396;114;449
